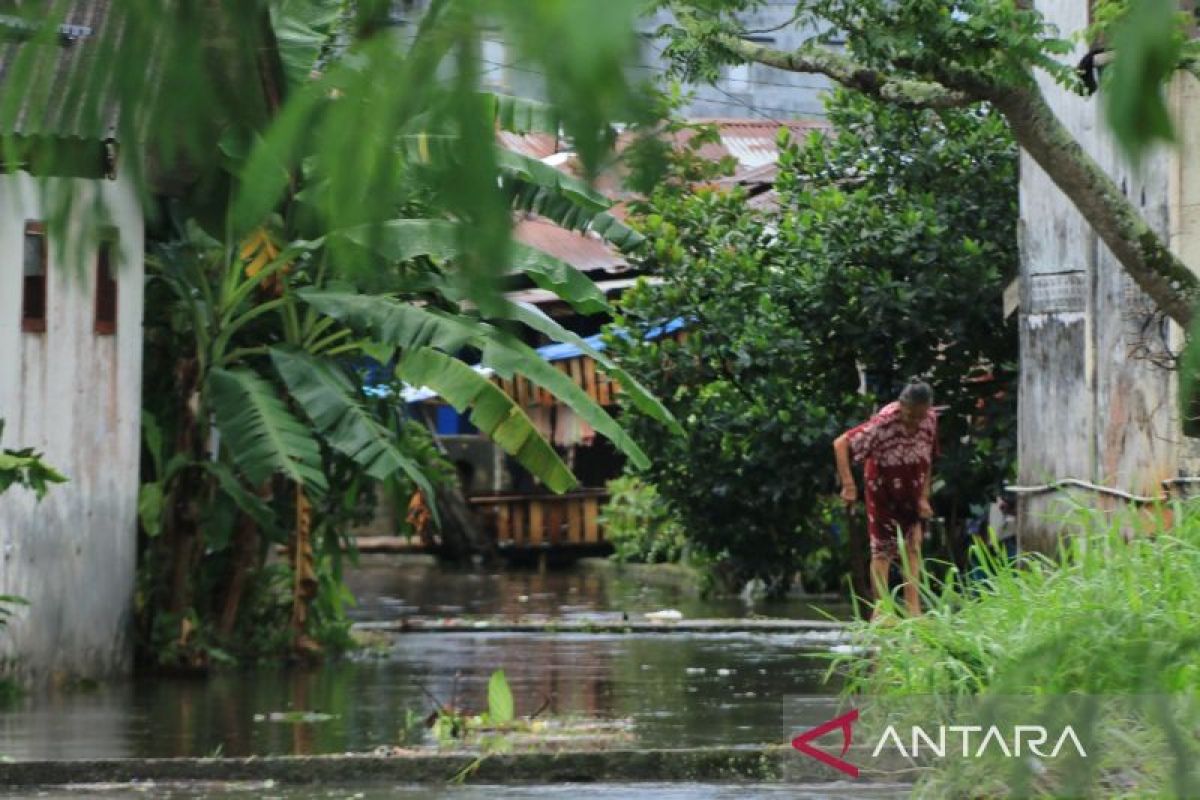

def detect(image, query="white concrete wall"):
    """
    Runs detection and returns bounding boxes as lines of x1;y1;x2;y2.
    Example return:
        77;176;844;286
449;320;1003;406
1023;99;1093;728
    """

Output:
1019;1;1200;549
0;169;143;685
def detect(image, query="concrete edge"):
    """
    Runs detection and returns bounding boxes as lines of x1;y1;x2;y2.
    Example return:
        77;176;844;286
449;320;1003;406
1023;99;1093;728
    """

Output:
350;619;849;634
0;746;918;786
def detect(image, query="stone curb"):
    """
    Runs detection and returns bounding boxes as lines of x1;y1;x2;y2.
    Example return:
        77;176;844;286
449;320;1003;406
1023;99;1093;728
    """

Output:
0;746;915;786
351;619;849;635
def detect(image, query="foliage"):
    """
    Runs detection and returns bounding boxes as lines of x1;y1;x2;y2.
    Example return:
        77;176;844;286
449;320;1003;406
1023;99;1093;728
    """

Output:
0;421;67;500
600;476;688;565
105;0;682;668
660;0;1200;328
609;89;1017;595
1087;0;1200;161
838;503;1200;797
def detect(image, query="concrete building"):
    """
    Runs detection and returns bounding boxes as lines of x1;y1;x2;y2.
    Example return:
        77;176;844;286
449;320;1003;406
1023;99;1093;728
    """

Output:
0;3;144;684
393;0;832;120
1016;0;1200;549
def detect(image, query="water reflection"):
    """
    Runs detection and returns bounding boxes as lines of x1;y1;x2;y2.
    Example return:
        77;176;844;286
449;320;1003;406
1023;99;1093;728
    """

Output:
0;558;849;761
345;556;851;622
0;633;839;759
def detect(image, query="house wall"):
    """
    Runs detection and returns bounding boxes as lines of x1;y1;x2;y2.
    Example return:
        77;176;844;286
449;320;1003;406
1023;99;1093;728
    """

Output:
391;0;832;120
0;169;143;684
1018;0;1200;550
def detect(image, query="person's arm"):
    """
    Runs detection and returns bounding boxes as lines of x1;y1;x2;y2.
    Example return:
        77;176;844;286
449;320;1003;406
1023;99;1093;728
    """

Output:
833;433;857;505
918;463;933;519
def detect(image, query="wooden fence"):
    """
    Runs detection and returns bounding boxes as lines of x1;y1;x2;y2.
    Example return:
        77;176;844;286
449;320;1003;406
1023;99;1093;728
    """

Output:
469;490;607;548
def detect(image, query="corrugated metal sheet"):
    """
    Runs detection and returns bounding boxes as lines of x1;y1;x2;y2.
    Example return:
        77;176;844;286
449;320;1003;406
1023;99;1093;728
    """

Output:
699;118;829;170
496;131;560;161
0;1;120;141
514;216;627;275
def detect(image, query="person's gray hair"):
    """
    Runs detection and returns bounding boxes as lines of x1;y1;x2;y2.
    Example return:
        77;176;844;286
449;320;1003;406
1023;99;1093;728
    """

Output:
898;379;933;407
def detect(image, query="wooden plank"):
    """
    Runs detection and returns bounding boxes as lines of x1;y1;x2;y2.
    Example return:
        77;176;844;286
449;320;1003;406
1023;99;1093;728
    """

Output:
497;502;511;545
583;358;598;403
529;500;544;546
569;358;584;392
512;502;525;545
584;498;600;543
598;372;612;406
566;499;583;544
545;502;563;545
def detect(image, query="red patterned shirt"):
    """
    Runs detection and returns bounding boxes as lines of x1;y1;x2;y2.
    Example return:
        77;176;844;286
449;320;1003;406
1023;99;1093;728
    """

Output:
845;402;939;554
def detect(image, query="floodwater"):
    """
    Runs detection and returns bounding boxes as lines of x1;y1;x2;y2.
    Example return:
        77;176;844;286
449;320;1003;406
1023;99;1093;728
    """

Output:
0;558;854;761
345;556;852;622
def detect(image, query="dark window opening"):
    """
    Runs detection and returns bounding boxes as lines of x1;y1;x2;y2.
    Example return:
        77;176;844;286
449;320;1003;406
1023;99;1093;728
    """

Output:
94;237;117;334
21;220;46;333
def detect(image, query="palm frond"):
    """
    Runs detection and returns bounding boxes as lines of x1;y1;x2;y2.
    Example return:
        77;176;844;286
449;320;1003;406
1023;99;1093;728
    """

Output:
397;347;577;493
207;367;327;492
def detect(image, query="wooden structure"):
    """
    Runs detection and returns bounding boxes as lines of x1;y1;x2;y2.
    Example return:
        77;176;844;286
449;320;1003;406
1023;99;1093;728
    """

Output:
471;490;607;550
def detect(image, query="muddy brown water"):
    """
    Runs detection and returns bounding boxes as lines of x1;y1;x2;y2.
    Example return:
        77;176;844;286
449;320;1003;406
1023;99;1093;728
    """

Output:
0;558;856;762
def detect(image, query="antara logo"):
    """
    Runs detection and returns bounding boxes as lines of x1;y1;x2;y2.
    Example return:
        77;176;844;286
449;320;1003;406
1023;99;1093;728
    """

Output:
791;708;860;777
792;708;1088;778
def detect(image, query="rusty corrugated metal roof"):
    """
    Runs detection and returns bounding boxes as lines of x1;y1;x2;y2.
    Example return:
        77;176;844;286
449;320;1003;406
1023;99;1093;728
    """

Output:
0;1;121;142
693;118;829;170
514;216;628;275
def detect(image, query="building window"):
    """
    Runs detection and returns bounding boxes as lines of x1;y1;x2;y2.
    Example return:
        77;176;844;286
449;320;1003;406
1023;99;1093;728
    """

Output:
94;236;117;335
21;221;47;333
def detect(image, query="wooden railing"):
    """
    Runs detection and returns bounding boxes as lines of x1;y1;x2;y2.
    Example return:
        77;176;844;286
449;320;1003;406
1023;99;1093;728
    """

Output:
469;490;607;548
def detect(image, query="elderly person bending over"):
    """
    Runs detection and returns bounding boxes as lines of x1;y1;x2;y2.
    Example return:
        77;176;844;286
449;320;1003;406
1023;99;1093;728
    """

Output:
833;380;938;618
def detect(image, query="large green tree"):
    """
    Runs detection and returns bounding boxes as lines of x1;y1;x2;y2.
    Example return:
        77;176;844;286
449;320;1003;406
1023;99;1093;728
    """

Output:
661;0;1200;327
611;91;1018;594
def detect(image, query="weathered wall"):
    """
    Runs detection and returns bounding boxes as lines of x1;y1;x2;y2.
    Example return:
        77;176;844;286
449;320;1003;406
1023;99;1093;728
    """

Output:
0;170;143;684
1018;0;1200;550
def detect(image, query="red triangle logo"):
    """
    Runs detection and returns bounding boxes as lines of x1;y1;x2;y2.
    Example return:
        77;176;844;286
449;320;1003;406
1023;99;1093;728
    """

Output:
791;708;860;778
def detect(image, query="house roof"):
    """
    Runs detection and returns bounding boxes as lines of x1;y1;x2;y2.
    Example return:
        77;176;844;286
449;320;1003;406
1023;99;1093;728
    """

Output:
514;216;628;276
0;1;120;142
497;118;827;276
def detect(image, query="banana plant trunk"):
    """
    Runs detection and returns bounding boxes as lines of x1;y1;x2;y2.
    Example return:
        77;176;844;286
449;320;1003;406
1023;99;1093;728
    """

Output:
288;485;321;655
432;484;494;562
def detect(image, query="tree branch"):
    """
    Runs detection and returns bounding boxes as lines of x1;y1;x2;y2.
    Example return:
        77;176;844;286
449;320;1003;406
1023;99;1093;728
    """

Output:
670;5;1200;327
673;9;973;110
986;82;1198;327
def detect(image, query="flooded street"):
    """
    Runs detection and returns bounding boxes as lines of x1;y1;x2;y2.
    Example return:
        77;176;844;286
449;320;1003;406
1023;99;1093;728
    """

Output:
0;558;853;761
0;781;911;799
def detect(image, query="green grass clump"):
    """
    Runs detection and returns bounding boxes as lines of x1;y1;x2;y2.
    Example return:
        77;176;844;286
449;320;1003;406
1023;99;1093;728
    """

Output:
837;502;1200;797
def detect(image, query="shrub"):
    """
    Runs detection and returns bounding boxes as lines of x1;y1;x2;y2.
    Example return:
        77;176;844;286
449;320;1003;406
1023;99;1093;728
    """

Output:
600;476;687;564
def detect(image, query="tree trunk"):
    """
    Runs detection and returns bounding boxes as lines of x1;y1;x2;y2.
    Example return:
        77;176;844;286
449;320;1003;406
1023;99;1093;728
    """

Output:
987;83;1198;327
289;486;320;648
432;483;495;562
217;508;261;637
165;357;202;617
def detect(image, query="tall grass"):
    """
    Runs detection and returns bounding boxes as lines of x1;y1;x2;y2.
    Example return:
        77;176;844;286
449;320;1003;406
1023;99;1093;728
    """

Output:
836;501;1200;797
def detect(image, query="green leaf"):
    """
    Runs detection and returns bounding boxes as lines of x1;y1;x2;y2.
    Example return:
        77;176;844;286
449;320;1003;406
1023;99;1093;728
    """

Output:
207;367;327;492
487;669;515;724
479;331;649;470
297;290;480;353
483;92;559;134
270;348;437;506
138;482;164;538
198;461;279;535
396;348;577;493
332;219;610;314
1103;0;1182;163
500;300;681;434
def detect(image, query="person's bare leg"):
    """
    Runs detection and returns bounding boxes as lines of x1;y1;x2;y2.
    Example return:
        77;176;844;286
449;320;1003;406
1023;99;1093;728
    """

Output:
902;523;924;617
869;555;891;621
